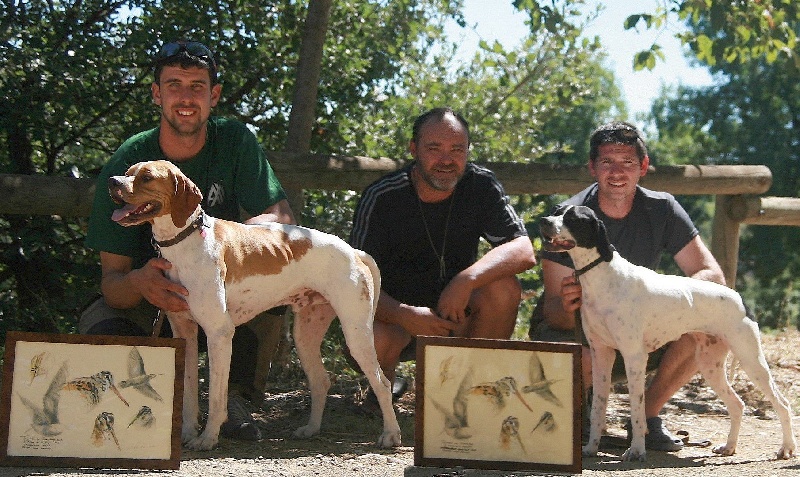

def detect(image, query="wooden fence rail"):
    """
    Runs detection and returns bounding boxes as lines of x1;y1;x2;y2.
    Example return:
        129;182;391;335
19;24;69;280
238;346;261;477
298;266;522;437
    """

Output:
1;154;798;286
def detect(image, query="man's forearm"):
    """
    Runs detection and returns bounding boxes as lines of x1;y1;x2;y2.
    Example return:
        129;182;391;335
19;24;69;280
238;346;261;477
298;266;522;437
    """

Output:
100;270;144;309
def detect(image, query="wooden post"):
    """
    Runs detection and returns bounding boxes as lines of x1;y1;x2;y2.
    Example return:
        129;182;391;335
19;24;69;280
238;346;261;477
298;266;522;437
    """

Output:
712;195;741;288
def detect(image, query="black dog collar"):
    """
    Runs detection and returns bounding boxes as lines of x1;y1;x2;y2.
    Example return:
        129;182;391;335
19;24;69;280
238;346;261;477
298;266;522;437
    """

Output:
154;212;208;249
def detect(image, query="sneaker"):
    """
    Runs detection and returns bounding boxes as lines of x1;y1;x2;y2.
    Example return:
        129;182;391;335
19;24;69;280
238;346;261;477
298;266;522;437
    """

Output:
392;377;408;401
626;416;683;451
220;392;262;441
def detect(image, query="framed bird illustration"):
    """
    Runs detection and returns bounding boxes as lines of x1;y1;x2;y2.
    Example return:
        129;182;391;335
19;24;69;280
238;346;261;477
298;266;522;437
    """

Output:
0;331;184;470
415;336;581;474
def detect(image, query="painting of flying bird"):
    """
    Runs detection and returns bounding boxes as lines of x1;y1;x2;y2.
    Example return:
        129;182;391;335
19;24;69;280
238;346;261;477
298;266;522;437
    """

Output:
1;332;184;470
17;362;68;436
28;351;48;385
416;337;581;473
119;347;163;402
428;368;473;439
521;351;563;407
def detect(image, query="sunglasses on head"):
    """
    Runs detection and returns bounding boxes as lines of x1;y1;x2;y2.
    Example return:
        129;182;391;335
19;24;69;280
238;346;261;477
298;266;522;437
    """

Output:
156;41;216;69
594;127;642;146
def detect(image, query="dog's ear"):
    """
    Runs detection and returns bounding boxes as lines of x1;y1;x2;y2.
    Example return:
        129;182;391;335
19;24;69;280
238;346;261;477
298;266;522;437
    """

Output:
594;218;615;262
171;170;203;227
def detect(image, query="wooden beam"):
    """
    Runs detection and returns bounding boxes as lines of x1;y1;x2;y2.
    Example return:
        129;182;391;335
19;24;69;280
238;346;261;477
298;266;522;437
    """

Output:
727;196;800;226
0;174;95;217
0;156;775;216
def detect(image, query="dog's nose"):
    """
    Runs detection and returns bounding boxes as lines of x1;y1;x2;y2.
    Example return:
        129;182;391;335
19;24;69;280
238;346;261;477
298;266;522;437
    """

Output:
108;176;124;188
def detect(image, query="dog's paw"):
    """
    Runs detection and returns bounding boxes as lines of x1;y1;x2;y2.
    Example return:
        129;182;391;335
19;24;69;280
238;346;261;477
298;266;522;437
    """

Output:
181;428;199;445
293;424;321;439
581;444;599;457
377;430;402;448
622;447;647;462
776;445;795;460
712;444;736;456
185;433;219;451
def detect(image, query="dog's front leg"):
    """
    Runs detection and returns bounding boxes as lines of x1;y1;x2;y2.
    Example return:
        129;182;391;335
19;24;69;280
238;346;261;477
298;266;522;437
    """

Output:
189;319;235;451
621;350;649;462
583;344;615;457
167;312;201;445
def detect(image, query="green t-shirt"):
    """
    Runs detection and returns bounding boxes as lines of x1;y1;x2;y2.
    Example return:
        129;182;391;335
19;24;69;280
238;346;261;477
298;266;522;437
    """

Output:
86;117;287;268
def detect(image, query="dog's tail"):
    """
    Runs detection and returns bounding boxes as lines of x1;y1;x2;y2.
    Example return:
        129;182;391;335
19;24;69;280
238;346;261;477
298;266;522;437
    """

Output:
357;250;382;318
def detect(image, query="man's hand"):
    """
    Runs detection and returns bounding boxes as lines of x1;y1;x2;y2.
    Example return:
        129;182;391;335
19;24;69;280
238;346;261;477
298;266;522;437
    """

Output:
129;258;190;312
560;274;582;314
402;305;458;337
436;274;474;323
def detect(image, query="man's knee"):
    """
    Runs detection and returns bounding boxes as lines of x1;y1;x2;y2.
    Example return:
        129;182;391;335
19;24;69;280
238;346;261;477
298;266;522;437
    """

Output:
471;276;522;321
79;296;153;336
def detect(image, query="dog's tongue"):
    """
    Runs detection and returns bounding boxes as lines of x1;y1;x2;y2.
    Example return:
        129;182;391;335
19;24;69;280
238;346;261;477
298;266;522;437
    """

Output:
111;203;139;222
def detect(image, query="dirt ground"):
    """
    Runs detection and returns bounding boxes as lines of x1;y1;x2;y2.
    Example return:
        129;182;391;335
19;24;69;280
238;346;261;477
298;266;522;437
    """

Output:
3;329;800;476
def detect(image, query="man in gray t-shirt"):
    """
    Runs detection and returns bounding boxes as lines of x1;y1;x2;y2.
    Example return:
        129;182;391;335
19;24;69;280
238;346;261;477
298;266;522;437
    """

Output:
531;121;725;452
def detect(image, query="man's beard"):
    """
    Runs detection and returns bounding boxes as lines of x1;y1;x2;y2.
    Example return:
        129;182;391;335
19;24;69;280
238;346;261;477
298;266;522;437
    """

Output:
416;165;462;192
163;112;206;137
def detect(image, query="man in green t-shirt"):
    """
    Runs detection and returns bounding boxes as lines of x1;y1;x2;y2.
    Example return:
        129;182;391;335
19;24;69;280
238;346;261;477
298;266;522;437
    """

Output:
82;40;295;441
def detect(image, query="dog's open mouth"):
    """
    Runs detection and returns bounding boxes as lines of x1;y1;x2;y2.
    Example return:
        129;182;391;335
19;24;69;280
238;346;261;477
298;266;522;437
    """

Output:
542;235;576;252
111;200;162;225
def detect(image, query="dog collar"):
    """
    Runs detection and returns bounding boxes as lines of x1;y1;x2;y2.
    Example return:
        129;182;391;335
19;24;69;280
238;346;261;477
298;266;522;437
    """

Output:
573;255;606;279
153;212;208;249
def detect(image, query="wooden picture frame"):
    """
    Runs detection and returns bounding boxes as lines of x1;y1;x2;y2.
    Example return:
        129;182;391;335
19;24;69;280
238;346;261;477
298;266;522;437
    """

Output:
414;337;582;474
0;331;185;470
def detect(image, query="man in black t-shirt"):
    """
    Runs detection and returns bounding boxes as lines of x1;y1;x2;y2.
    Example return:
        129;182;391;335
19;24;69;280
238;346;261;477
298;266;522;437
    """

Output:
531;121;726;451
350;107;537;398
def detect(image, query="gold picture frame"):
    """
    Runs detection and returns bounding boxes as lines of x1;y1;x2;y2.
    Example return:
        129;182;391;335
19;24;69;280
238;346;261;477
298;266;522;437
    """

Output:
414;336;581;474
0;331;185;470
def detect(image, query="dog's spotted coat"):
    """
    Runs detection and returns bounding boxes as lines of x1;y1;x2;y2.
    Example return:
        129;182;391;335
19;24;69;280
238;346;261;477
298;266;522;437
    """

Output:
108;160;401;451
540;205;796;462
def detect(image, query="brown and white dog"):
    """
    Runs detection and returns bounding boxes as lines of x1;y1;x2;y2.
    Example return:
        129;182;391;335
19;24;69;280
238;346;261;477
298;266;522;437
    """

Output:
107;160;401;451
540;205;796;462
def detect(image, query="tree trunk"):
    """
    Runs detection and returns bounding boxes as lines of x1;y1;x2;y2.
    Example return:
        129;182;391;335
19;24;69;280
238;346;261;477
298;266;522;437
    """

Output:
273;0;334;373
283;0;333;221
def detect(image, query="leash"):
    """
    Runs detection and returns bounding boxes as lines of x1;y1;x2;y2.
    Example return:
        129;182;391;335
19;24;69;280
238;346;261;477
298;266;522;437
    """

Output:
152;310;165;338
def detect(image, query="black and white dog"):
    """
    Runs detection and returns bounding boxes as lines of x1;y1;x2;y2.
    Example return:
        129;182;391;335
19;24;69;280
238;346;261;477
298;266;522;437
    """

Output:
539;205;796;462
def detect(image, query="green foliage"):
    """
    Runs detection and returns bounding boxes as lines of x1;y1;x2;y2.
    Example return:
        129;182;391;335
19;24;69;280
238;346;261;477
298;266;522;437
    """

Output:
627;1;800;73
648;57;800;329
0;1;623;364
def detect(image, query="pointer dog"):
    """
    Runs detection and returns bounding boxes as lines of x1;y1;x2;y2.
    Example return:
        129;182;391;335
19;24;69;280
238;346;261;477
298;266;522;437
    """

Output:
540;205;795;462
108;160;401;451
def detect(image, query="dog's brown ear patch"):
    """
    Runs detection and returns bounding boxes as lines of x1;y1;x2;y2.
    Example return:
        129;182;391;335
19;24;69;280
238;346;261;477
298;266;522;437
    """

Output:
219;224;313;282
171;170;203;227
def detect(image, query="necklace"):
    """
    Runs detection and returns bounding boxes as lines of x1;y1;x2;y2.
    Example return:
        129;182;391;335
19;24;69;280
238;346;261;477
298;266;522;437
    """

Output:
414;173;456;287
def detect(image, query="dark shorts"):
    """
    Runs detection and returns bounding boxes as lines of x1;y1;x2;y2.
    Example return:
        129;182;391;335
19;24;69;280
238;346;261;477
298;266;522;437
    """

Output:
528;302;666;383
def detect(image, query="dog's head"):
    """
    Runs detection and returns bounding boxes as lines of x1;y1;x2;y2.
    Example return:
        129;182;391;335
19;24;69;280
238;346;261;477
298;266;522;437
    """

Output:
108;160;203;228
539;205;614;262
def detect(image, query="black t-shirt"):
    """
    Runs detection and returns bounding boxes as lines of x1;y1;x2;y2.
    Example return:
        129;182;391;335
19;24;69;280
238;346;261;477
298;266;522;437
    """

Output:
540;184;699;270
350;162;528;308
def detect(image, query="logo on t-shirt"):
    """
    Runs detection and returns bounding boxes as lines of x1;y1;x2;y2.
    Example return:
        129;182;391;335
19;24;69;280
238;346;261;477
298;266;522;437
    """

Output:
206;182;225;207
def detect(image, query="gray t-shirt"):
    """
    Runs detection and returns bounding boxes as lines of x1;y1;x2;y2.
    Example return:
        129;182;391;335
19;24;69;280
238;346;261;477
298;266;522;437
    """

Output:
540;184;699;270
